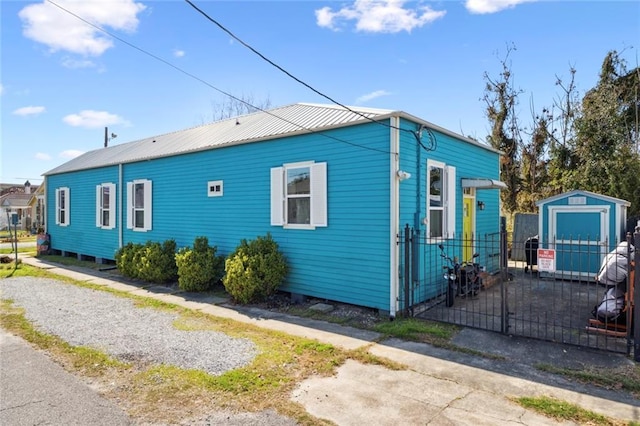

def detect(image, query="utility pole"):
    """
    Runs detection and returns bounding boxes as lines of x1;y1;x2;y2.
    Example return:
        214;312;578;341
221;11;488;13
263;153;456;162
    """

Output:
104;127;117;148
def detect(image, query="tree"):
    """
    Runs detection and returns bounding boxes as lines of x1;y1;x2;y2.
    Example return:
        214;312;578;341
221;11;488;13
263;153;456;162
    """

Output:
207;93;272;122
482;45;523;216
546;66;581;194
518;111;551;212
570;51;640;214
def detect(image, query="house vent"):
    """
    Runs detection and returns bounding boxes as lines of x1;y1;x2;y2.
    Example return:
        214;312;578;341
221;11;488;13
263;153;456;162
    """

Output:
207;180;223;197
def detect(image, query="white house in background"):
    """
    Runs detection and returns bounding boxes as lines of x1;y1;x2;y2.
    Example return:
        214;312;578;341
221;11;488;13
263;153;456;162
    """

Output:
0;181;39;231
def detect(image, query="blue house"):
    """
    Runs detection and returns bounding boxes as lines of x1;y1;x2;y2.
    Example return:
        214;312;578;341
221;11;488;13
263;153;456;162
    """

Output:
536;190;630;280
43;103;504;317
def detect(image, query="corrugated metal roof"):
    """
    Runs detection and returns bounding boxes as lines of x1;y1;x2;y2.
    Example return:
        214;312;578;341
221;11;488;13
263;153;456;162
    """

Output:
44;103;395;176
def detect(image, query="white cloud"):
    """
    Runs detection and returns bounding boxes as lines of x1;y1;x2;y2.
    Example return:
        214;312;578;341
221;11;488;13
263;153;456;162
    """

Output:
19;0;146;56
63;110;129;128
61;57;97;69
465;0;536;14
316;0;446;33
173;49;185;58
13;106;46;116
35;152;52;161
60;149;85;159
356;90;391;103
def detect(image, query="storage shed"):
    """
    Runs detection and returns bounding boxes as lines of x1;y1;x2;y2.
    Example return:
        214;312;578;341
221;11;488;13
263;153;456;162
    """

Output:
535;190;630;280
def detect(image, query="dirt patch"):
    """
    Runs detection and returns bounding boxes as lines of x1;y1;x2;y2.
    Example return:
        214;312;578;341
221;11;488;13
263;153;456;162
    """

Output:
237;291;385;330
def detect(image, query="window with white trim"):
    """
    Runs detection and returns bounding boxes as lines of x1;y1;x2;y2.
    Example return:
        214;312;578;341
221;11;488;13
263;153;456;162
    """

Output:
126;179;152;231
427;160;456;239
96;183;116;229
271;161;327;229
207;180;223;197
55;187;70;226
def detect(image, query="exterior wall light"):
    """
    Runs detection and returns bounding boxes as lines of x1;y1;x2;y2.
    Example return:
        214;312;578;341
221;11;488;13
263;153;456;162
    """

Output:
477;200;485;210
397;170;411;181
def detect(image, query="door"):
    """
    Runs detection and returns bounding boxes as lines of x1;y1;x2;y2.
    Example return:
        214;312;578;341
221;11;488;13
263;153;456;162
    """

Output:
463;191;475;262
547;206;609;279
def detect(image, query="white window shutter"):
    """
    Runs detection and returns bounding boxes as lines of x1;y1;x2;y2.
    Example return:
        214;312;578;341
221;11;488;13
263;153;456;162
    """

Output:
311;162;327;227
446;166;456;238
55;188;60;225
126;182;133;229
65;188;70;226
143;180;152;231
96;185;102;227
107;183;116;229
270;167;284;226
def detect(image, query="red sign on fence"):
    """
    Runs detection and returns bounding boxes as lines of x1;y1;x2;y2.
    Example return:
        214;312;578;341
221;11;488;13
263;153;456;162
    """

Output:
537;249;556;272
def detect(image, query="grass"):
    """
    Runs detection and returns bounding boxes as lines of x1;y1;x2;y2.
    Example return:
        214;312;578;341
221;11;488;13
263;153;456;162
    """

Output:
536;363;640;398
515;395;633;426
373;317;456;341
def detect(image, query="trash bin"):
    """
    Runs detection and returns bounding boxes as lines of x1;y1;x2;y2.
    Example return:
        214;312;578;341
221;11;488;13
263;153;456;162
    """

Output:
524;235;538;273
37;233;50;256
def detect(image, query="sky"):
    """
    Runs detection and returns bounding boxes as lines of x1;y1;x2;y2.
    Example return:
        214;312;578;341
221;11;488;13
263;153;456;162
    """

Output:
1;0;638;186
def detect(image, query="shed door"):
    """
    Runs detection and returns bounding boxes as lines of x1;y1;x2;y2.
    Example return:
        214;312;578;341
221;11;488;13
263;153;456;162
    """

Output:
548;206;609;278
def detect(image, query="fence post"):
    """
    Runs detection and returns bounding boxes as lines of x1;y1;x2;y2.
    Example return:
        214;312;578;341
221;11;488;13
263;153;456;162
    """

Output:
404;224;411;317
633;226;639;362
500;216;509;333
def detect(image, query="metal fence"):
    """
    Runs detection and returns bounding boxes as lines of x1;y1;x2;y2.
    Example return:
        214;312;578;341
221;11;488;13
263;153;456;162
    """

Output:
398;224;639;356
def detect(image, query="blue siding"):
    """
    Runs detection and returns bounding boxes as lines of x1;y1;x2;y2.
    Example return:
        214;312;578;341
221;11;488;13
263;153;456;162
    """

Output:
48;122;394;310
45;114;504;312
47;167;120;260
397;118;502;302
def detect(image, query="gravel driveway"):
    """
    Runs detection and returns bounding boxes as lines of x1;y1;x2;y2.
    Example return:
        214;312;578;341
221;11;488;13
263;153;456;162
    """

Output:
1;277;257;375
1;276;300;425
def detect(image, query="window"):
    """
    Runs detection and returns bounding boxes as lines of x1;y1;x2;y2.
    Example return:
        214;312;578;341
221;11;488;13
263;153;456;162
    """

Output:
126;179;152;231
207;180;223;197
96;183;116;229
271;161;327;229
426;161;455;239
55;187;70;226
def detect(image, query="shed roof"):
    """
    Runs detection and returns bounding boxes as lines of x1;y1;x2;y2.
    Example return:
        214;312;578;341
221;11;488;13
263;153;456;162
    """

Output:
535;189;631;207
44;103;498;176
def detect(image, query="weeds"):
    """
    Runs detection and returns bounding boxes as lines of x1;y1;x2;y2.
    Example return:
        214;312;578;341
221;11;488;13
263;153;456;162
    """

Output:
536;363;640;398
515;396;627;426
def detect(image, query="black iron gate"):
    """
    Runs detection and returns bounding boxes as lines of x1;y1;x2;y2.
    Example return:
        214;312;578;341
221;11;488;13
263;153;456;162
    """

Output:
398;224;639;356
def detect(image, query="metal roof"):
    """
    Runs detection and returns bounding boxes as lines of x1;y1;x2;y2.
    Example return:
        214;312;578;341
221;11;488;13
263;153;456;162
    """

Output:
44;102;499;176
44;103;395;176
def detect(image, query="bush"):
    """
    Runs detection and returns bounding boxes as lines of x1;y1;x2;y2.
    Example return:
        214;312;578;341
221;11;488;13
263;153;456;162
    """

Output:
137;240;178;283
115;242;141;279
175;236;224;292
223;233;288;304
115;240;178;283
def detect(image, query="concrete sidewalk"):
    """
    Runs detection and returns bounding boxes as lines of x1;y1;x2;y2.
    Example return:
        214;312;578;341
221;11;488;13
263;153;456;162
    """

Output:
11;256;640;424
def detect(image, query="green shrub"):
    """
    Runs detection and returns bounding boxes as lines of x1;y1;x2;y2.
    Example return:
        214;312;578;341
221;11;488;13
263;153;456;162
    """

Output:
175;236;224;292
137;240;178;283
115;240;177;283
115;242;142;279
223;233;288;304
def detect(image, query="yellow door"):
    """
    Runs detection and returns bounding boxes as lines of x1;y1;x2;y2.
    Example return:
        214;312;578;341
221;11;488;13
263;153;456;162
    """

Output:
463;196;474;262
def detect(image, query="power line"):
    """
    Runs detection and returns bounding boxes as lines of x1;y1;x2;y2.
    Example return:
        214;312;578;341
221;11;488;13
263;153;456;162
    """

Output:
45;0;396;155
183;0;436;151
